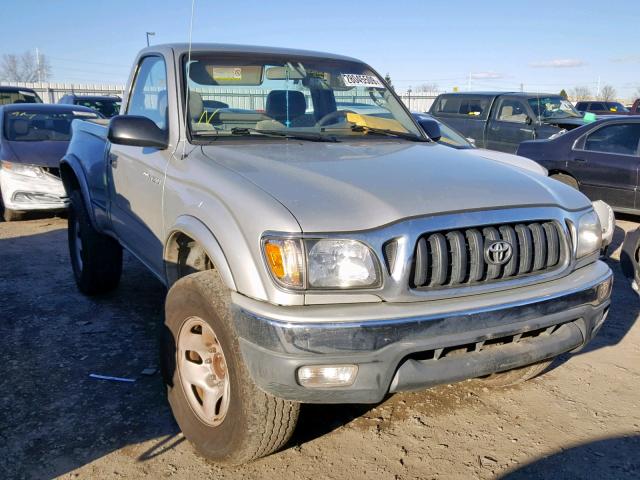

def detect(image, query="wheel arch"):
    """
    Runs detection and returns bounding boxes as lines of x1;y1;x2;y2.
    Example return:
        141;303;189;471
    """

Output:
548;169;580;186
164;215;237;291
60;155;98;226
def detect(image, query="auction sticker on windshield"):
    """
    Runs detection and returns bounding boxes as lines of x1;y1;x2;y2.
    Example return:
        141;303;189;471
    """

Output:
342;74;384;88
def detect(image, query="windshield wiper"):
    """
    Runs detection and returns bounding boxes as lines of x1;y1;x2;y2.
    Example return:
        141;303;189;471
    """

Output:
229;127;339;142
350;125;429;142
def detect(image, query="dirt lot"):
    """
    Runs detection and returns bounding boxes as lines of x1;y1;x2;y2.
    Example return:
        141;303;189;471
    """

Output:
0;215;638;480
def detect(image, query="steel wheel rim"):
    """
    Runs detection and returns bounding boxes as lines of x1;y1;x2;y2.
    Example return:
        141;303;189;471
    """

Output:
73;217;83;271
177;316;230;426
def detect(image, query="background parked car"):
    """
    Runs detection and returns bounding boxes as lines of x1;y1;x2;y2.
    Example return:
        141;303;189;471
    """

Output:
429;92;586;153
575;101;630;115
58;94;122;118
516;117;640;215
0;86;43;105
412;112;547;175
0;103;100;221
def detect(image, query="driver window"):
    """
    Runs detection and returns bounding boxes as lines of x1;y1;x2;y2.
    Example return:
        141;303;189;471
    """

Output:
497;99;529;123
127;56;168;130
584;123;640;155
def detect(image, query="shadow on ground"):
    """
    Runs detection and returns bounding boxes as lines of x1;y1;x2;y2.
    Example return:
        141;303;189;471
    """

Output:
499;434;640;479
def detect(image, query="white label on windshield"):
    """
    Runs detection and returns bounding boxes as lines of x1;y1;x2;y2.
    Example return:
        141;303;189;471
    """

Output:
341;74;384;88
73;111;97;117
19;90;36;96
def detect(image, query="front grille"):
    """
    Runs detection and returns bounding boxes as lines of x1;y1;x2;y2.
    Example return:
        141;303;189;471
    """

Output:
411;221;565;290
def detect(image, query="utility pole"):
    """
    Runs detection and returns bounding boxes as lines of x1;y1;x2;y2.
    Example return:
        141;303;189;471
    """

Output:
35;47;41;83
596;76;601;99
520;82;524;92
146;32;156;47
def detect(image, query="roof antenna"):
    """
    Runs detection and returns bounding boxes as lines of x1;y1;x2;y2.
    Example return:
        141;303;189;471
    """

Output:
181;0;196;159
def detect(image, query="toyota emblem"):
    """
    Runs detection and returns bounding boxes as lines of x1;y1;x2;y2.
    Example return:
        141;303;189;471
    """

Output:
485;240;513;265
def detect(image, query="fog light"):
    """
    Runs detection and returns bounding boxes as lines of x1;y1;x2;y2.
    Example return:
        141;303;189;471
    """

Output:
297;365;358;388
596;277;612;303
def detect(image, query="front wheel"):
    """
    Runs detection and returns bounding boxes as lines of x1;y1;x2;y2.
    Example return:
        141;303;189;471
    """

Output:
162;270;299;464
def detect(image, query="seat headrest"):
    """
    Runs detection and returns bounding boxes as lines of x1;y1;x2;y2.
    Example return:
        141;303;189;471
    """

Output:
265;90;306;124
12;119;29;136
189;91;204;120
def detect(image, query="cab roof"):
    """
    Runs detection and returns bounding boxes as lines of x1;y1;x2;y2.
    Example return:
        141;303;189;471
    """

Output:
141;43;365;64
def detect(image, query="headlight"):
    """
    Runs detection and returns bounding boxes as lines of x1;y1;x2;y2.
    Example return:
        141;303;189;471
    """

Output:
576;210;602;258
262;236;380;290
307;239;379;288
1;161;45;178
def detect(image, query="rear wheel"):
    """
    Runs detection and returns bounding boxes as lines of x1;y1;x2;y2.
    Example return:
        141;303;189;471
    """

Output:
162;270;299;464
480;360;553;387
68;189;122;295
550;173;578;189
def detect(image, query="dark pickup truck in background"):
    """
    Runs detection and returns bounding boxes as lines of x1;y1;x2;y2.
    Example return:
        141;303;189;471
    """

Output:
429;92;586;153
576;99;640;116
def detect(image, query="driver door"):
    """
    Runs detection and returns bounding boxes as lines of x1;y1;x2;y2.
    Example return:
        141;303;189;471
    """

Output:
108;55;170;275
485;98;535;153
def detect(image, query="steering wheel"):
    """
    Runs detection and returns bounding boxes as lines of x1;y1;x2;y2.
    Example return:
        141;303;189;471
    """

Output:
316;109;355;127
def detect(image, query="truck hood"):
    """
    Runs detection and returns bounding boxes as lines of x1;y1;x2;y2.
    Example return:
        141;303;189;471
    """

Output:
465;148;547;176
5;140;69;168
542;117;585;130
201;141;591;232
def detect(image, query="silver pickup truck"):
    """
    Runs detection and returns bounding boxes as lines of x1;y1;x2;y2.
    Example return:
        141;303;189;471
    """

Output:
60;44;613;464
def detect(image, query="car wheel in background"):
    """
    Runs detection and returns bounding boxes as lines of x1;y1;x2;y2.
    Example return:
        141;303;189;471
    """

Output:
550;173;579;189
68;189;122;294
2;208;23;222
162;270;299;464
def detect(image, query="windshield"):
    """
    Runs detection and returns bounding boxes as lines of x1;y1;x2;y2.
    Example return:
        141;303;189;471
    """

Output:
0;90;43;105
74;98;121;118
527;96;582;120
4;110;99;142
184;54;423;141
605;102;629;113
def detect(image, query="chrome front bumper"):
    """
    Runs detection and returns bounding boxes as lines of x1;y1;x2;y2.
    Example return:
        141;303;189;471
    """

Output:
232;261;612;403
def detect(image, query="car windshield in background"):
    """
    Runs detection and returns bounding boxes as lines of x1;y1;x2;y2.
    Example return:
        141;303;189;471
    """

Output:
605;102;629;113
182;54;423;141
528;96;582;120
0;90;43;105
75;99;121;117
434;117;473;149
4;110;99;142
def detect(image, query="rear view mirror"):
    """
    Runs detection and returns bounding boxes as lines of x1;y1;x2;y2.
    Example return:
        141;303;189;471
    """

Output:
108;115;168;149
417;117;442;142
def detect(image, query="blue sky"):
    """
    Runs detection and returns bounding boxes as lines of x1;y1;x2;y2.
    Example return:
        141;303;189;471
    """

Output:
2;0;639;98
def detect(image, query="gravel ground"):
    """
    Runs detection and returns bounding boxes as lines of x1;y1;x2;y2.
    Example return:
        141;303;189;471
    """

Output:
0;215;638;480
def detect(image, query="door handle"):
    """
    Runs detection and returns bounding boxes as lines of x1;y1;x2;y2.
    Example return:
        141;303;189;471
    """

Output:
519;128;534;133
574;157;586;162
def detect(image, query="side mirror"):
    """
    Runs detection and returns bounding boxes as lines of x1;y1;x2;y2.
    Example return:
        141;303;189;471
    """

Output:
525;116;534;126
108;115;168;149
417;118;442;142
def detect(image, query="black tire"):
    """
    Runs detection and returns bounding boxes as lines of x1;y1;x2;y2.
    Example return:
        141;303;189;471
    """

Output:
550;173;579;189
480;360;553;388
68;189;122;295
3;208;23;222
162;270;299;465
